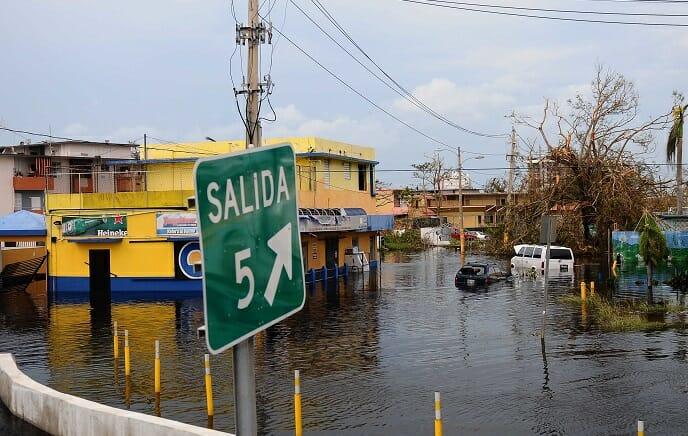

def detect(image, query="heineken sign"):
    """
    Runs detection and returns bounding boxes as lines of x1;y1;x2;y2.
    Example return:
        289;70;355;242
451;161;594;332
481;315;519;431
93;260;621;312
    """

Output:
62;215;128;237
195;143;306;354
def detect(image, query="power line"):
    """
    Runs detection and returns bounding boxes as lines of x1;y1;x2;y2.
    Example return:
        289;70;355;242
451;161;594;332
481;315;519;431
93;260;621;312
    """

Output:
262;14;459;150
423;0;688;17
579;0;688;4
302;0;507;139
399;0;688;26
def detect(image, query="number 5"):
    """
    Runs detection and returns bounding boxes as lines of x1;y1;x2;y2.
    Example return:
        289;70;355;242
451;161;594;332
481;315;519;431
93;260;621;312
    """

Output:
235;248;254;309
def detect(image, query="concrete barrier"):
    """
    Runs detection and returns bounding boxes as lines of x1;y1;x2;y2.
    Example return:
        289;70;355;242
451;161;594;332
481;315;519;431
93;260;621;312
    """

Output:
0;353;232;436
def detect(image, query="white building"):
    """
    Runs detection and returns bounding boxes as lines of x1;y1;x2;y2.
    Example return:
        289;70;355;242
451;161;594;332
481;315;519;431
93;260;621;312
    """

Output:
0;141;136;216
440;170;471;190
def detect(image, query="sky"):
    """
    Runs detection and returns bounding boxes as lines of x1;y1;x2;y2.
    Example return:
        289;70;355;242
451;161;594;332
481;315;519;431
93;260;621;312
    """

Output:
1;0;686;188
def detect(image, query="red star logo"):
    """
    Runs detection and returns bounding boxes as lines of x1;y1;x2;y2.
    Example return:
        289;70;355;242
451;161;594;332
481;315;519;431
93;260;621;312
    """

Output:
113;215;124;224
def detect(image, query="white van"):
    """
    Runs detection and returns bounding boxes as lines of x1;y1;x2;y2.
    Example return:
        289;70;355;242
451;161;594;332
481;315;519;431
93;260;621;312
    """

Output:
510;244;574;273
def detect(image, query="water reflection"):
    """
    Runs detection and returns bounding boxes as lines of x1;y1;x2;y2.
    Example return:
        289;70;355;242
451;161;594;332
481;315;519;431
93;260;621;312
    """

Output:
2;249;688;434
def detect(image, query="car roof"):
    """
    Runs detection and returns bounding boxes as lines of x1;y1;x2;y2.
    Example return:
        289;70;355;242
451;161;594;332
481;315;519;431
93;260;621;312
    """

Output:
514;244;572;251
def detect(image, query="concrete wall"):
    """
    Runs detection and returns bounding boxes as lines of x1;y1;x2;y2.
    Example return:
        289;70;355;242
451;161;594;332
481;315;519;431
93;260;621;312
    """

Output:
54;143;132;160
0;353;231;436
0;156;15;216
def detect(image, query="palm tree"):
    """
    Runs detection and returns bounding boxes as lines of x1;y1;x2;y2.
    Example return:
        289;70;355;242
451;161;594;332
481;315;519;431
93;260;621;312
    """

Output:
667;92;688;215
639;212;669;303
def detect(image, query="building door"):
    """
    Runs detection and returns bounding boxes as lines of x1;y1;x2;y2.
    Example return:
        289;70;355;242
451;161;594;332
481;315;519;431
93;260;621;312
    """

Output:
88;249;111;295
369;235;376;262
325;238;339;269
301;241;309;272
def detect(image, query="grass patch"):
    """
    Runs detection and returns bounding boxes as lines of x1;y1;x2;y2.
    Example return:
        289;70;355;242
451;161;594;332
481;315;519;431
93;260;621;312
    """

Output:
559;294;688;332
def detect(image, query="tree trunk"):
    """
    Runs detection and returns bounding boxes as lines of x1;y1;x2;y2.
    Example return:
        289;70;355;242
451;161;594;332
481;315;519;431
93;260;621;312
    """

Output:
678;133;683;215
647;261;654;304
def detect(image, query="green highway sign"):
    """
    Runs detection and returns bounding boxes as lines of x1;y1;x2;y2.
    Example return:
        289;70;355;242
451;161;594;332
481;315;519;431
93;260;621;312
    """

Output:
194;144;306;354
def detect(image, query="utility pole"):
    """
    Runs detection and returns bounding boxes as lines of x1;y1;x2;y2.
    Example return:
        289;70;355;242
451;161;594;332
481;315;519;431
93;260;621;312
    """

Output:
676;104;683;215
507;125;517;205
504;124;517;245
457;146;465;260
538;142;543;188
246;0;261;148
238;0;271;149
232;1;271;434
143;133;147;191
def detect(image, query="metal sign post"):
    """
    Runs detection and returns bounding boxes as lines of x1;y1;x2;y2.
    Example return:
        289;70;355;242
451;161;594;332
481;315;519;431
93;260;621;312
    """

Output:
194;144;306;435
540;215;559;339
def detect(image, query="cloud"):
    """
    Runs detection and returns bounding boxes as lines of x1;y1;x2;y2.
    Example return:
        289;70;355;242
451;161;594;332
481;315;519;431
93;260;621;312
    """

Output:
267;105;394;149
392;78;514;122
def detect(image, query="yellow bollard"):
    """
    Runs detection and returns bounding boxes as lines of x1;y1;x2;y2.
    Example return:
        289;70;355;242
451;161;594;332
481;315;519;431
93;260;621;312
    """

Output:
294;370;303;436
638;420;644;436
580;282;587;301
589;281;595;296
113;321;119;359
154;340;161;395
124;329;131;377
434;391;443;436
204;354;214;420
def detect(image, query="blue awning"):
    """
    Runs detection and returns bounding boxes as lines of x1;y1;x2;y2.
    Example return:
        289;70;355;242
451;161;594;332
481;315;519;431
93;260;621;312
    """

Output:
0;210;46;236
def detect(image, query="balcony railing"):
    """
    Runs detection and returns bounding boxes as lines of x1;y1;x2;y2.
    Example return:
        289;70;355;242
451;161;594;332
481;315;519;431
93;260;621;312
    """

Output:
13;176;54;191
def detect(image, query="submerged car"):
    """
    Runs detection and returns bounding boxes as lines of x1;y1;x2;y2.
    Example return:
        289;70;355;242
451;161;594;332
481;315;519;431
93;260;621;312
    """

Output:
510;244;574;274
454;262;508;288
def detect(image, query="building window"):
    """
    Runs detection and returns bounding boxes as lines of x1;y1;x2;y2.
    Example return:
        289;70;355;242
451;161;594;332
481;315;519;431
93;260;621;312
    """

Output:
323;160;331;187
297;165;315;191
358;164;367;191
14;192;44;212
478;215;482;225
344;161;351;180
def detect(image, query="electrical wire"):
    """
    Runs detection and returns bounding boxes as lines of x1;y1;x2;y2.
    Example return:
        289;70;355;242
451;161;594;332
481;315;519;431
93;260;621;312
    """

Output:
306;0;507;139
259;14;459;150
399;0;688;26
423;0;688;17
580;0;688;4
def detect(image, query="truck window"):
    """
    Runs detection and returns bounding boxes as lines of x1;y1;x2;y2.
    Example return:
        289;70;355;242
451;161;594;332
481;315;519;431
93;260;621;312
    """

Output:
517;247;525;257
524;246;535;257
550;248;573;260
533;247;542;258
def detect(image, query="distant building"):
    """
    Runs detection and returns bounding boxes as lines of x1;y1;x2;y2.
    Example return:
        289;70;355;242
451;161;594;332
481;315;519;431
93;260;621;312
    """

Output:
393;187;525;229
440;170;471;190
0;140;136;215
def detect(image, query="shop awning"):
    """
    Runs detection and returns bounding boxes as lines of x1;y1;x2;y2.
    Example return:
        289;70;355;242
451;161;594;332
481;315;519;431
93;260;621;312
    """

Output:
0;210;46;236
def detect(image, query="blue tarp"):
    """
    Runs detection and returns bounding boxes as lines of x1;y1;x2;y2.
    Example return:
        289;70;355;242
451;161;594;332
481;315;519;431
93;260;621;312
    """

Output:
368;215;394;231
0;210;46;236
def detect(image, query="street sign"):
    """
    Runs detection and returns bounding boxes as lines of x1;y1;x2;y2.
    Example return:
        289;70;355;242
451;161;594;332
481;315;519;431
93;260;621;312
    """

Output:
194;143;306;354
539;215;560;245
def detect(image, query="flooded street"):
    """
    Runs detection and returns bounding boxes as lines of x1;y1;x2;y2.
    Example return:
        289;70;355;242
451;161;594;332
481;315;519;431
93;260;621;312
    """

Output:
2;248;688;435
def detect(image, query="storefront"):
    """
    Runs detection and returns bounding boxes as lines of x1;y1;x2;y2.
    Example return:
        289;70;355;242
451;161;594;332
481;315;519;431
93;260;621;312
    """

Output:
47;207;390;293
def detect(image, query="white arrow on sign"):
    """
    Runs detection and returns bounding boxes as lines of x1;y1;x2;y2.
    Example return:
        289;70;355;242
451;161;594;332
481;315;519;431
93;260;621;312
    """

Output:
264;222;293;306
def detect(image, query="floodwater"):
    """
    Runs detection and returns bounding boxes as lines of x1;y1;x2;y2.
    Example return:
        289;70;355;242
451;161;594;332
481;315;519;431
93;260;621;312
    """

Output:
2;249;688;435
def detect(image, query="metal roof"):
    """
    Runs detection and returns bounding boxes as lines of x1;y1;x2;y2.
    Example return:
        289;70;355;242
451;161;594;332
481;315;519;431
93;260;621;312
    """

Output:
0;210;46;236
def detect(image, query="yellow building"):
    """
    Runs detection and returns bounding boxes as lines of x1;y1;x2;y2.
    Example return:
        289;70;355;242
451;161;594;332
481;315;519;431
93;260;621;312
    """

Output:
402;188;526;228
46;137;392;293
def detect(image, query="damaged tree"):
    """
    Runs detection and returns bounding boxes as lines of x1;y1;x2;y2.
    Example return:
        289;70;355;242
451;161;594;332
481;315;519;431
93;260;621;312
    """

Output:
501;66;668;253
